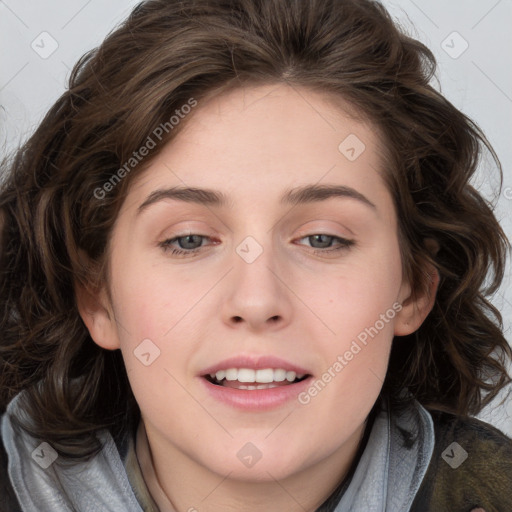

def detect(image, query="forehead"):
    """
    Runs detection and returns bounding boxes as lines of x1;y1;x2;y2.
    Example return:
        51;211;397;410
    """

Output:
123;84;391;217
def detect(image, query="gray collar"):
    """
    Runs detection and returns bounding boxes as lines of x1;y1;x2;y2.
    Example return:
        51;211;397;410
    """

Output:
2;392;434;511
1;392;142;511
334;398;434;511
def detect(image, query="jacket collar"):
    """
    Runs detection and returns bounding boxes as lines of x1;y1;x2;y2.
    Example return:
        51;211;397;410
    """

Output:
334;397;434;511
1;391;434;511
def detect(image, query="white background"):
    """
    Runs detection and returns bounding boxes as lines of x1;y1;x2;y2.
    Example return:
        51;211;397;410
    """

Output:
1;0;511;434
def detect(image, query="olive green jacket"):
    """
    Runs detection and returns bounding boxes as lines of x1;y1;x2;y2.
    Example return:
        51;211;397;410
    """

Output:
410;410;512;512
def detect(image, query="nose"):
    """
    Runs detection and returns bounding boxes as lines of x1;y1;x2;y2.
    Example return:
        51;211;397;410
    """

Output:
220;236;293;332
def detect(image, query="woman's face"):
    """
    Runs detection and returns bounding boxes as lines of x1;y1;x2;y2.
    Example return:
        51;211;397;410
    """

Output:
83;83;428;483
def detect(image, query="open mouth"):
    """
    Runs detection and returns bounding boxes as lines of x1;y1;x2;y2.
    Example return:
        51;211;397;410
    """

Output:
204;368;310;390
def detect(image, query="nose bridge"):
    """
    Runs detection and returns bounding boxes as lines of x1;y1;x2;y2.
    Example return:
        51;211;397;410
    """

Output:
232;232;280;297
221;230;292;329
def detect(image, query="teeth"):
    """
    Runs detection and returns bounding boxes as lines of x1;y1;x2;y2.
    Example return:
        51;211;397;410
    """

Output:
225;368;238;381
255;368;274;383
286;371;296;382
237;368;255;382
238;384;280;390
209;368;305;384
274;369;286;382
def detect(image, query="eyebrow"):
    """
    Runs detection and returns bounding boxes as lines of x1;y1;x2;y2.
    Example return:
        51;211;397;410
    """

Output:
137;183;377;214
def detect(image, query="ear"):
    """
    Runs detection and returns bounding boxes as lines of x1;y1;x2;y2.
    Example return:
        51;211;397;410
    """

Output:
75;281;121;350
394;238;440;336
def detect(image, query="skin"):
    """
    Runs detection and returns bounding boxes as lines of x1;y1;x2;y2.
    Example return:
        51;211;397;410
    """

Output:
78;83;438;512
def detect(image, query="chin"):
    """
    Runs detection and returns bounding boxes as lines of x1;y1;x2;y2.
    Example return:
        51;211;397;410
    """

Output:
196;445;304;481
225;463;300;483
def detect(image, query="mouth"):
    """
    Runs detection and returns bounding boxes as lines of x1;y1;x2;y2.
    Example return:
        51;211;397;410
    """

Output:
199;356;313;410
203;368;310;390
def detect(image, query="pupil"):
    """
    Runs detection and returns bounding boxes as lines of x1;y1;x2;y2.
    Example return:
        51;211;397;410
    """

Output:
311;234;331;248
181;234;201;249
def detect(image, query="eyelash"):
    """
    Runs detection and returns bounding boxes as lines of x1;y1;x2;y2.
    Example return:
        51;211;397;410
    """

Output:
158;233;355;257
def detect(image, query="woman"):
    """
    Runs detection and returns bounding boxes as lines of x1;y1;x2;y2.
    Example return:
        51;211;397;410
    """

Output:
1;0;511;510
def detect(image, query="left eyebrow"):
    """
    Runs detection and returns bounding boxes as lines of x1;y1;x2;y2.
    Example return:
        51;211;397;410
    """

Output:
137;183;377;214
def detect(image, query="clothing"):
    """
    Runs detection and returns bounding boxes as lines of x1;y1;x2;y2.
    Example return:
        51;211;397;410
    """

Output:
0;390;511;511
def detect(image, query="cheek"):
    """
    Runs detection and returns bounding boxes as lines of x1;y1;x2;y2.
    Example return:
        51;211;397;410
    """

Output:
308;240;403;343
298;238;402;408
110;256;208;341
109;263;204;421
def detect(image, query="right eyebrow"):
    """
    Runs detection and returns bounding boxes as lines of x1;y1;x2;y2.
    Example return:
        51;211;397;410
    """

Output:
138;186;232;214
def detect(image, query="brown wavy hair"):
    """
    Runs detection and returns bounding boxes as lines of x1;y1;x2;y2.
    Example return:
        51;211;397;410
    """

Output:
1;0;511;460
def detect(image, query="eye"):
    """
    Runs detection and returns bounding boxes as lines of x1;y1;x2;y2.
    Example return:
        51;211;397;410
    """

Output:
159;234;214;257
295;234;355;254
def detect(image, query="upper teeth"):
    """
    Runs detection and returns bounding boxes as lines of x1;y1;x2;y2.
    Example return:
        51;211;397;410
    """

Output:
210;368;305;383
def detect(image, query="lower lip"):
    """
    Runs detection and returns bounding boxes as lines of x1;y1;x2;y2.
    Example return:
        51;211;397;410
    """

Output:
200;376;313;411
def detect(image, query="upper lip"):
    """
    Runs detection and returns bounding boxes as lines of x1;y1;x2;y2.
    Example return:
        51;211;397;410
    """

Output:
200;355;311;377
